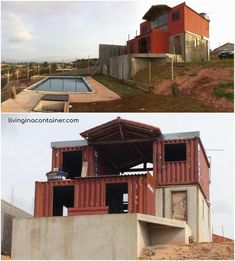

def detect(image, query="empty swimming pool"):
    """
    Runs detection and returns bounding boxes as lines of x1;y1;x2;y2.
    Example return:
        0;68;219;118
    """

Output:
29;77;92;93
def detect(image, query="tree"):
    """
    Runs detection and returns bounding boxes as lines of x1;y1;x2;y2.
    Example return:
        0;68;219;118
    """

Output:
43;61;49;68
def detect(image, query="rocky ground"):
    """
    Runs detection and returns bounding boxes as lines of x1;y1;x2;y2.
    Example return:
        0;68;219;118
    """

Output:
139;242;234;260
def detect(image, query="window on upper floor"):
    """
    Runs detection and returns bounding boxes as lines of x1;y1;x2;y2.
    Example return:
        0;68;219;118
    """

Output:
151;14;168;31
164;143;186;162
172;11;180;21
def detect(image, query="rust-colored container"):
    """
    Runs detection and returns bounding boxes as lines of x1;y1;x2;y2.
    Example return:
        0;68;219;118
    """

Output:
52;146;95;177
34;172;155;217
153;137;210;199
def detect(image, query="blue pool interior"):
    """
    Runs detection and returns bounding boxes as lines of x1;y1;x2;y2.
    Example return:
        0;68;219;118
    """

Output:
32;77;92;92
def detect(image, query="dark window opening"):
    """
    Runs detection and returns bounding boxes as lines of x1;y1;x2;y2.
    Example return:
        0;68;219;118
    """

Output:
172;11;180;21
106;183;128;213
174;35;182;55
62;151;82;179
139;37;151;53
164;143;186;162
53;186;74;216
130;41;135;53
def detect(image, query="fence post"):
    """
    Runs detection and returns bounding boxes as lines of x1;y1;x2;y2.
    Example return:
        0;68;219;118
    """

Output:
148;61;151;86
10;86;16;99
27;66;29;78
7;70;10;83
38;64;40;75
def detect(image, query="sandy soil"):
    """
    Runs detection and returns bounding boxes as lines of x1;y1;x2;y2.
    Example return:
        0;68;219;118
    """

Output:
154;67;234;111
139;242;234;260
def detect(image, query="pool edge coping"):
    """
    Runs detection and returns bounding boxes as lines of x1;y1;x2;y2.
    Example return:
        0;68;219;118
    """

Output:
24;76;97;95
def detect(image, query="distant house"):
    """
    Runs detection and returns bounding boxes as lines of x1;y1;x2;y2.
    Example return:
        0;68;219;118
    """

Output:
127;2;210;62
213;42;234;53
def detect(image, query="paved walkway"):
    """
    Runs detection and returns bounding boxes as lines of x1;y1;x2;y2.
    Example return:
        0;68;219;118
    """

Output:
1;77;120;112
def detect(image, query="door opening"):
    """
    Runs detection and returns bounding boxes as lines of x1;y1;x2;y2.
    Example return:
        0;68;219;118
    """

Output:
174;35;181;55
139;37;151;53
62;151;82;179
53;185;74;216
172;191;187;221
106;183;128;213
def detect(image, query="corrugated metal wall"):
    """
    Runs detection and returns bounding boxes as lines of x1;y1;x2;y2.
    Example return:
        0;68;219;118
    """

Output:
52;146;95;177
34;174;155;217
184;5;209;38
154;138;197;184
153;138;209;200
198;141;210;199
151;29;169;53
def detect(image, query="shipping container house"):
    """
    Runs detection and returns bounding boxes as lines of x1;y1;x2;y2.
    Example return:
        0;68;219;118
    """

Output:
34;117;210;223
126;2;210;62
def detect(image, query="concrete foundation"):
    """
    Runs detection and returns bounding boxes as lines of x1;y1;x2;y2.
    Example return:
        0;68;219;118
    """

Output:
12;213;191;260
109;53;175;80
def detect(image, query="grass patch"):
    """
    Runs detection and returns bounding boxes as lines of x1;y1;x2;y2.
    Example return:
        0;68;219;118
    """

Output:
186;57;234;68
190;72;198;77
70;75;220;112
93;75;136;97
214;82;234;101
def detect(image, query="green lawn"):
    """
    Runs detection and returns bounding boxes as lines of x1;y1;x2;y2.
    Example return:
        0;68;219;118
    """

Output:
70;75;220;112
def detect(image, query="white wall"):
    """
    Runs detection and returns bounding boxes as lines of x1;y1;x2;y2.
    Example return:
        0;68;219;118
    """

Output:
155;185;211;242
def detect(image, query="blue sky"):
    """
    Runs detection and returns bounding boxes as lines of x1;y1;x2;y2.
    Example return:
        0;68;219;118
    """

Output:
1;0;234;62
1;113;234;238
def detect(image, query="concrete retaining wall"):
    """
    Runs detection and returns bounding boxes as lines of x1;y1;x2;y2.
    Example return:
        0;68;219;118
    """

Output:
1;200;31;255
109;54;170;80
109;54;132;80
12;213;190;260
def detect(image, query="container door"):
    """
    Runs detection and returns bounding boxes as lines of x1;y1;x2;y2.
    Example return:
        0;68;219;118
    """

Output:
172;191;187;221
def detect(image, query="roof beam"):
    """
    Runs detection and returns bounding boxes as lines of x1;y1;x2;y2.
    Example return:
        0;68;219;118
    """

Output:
89;137;158;146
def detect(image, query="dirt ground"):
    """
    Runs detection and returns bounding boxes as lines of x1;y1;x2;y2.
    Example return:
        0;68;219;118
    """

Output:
139;242;234;260
1;255;11;260
154;67;234;111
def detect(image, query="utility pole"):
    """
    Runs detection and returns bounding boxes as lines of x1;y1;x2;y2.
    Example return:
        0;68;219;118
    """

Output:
222;225;225;242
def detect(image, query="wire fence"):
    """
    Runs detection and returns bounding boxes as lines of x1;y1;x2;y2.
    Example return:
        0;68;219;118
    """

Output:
1;59;100;102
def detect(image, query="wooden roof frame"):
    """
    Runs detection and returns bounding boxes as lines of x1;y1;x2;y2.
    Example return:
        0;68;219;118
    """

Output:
80;117;162;172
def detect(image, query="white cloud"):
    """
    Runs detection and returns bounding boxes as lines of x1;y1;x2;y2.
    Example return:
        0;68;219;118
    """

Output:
2;12;33;43
11;31;32;42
